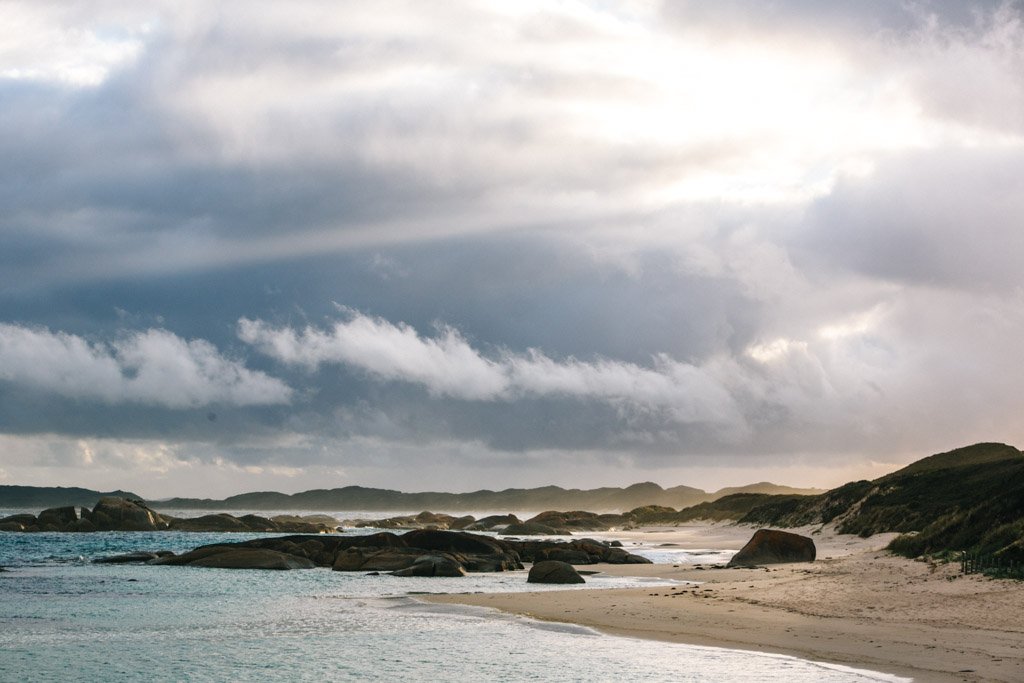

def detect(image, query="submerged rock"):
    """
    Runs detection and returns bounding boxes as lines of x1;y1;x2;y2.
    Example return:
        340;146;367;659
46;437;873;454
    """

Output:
727;529;816;567
94;551;175;564
527;560;585;584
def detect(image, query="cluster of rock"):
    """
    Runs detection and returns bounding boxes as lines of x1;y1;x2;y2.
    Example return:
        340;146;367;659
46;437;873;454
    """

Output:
344;509;639;534
0;497;337;534
97;528;649;579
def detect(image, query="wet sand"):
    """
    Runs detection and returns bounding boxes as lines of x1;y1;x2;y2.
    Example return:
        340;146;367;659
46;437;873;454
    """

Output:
425;524;1024;682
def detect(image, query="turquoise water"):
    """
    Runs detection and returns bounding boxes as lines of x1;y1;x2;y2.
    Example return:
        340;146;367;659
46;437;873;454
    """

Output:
0;526;910;682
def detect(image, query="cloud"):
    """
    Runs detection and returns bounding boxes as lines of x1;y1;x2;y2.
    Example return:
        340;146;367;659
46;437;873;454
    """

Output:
0;324;292;407
796;148;1024;290
8;0;1019;297
0;4;148;87
239;311;744;426
2;2;1024;496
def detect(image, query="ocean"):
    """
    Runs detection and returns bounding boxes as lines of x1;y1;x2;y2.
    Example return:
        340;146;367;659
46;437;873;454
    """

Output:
0;512;910;682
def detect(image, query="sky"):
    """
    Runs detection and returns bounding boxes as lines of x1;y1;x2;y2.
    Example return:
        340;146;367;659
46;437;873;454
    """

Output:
1;0;1023;499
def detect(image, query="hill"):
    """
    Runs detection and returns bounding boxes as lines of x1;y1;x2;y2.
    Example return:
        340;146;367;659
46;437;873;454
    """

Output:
0;485;142;509
712;443;1024;561
154;481;821;513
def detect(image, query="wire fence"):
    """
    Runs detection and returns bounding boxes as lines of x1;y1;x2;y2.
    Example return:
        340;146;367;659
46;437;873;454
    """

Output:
961;551;1024;580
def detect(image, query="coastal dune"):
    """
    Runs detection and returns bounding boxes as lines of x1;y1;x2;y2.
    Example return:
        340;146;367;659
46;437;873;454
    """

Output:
425;524;1024;682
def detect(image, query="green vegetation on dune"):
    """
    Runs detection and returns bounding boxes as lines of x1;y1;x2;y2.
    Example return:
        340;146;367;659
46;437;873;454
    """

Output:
672;493;809;523
694;442;1024;562
736;480;875;527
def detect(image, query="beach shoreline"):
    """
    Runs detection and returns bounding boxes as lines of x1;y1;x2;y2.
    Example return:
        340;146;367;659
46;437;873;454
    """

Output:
423;524;1024;682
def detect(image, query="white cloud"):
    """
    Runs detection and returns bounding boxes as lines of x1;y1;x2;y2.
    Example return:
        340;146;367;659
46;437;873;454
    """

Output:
238;315;506;401
239;312;744;426
0;324;292;407
0;4;148;86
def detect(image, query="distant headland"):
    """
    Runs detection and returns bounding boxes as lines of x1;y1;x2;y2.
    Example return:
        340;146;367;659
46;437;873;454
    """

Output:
0;481;822;513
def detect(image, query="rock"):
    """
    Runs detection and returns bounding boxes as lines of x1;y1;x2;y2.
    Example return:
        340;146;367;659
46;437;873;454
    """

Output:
625;505;677;525
167;514;251;532
70;518;97;532
155;546;315;570
333;547;426;571
237;514;280;531
268;516;336;533
600;547;652;564
466;514;521;531
391;554;467;577
502;538;649;565
152;529;524;575
413;511;456;527
537;549;593;564
0;514;38;532
528;560;585;584
526;510;630;531
502;522;562;536
90;498;168;531
345;511;468;531
38;507;78;530
727;529;816;567
95;551;166;564
190;548;315;570
447;516;477;530
400;529;522;571
272;514;341;530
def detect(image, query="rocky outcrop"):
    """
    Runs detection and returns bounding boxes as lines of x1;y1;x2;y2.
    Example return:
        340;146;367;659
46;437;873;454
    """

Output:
528;560;585;584
37;506;78;530
98;528;653;574
525;510;626;532
503;522;562;536
343;511;475;530
390;554;467;577
1;499;338;533
154;546;316;570
94;551;175;564
504;538;651;565
87;498;169;531
132;529;525;573
0;513;39;532
464;513;521;531
167;513;252;532
333;547;430;571
727;529;816;567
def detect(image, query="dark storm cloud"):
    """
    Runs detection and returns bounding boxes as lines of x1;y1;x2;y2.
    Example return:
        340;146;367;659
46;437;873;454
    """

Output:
2;1;1024;494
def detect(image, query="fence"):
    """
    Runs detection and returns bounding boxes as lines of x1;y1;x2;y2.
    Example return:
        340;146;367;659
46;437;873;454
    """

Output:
960;551;1024;579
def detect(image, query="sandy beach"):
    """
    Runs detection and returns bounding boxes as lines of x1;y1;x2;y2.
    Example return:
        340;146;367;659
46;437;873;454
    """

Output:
425;524;1024;682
